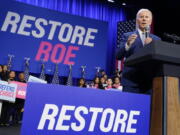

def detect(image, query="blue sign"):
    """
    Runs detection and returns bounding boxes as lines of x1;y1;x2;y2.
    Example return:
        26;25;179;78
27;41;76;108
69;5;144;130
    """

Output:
0;0;108;79
21;83;151;135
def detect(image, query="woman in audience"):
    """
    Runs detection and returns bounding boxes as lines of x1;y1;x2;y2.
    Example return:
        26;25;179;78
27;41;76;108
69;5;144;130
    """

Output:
91;77;100;89
105;78;113;90
8;71;18;125
1;65;9;81
0;70;16;126
77;78;86;88
7;71;16;82
102;74;108;81
99;77;106;89
113;76;122;90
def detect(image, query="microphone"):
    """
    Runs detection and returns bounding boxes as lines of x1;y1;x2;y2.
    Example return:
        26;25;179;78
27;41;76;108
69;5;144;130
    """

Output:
145;26;150;38
164;33;180;44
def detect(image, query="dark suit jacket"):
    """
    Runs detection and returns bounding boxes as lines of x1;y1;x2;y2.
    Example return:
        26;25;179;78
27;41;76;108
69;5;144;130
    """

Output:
116;31;161;93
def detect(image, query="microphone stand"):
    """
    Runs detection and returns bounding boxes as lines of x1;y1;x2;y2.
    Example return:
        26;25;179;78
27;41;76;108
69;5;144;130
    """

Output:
164;33;180;44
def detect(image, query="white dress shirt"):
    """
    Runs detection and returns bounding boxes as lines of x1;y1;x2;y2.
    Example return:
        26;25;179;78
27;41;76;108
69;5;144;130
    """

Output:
138;28;146;45
125;29;146;51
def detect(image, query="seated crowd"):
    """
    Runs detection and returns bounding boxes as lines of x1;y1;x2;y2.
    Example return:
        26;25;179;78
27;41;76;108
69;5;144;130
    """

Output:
78;75;122;90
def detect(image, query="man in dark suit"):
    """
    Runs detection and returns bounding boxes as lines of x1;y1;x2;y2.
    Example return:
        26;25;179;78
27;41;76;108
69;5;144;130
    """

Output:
116;9;161;93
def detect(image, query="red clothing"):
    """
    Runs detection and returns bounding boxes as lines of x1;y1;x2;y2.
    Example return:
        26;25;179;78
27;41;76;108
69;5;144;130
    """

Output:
105;85;112;90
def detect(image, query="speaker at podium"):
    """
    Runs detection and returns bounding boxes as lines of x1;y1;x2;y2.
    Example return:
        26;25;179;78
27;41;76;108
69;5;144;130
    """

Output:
125;40;180;135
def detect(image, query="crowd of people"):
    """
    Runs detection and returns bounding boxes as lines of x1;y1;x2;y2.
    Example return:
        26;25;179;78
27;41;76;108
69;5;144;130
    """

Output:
0;65;26;127
0;64;122;127
77;69;122;90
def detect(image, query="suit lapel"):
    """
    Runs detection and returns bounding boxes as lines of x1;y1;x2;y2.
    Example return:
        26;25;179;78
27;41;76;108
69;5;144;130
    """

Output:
134;31;144;48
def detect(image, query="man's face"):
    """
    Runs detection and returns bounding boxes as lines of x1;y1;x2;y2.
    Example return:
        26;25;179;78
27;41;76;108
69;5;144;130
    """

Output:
19;73;25;80
136;11;152;31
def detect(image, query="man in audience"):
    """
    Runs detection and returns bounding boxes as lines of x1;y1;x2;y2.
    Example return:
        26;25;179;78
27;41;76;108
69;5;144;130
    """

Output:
18;72;26;83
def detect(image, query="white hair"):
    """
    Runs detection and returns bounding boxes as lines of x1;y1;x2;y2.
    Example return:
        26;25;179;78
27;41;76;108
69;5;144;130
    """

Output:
136;9;152;30
136;9;152;19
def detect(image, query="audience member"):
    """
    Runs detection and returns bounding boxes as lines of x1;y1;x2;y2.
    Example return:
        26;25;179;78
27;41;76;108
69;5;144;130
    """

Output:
1;65;9;81
7;71;16;82
100;69;106;77
18;72;26;83
0;71;16;126
105;78;113;90
99;77;106;89
77;78;86;88
14;72;26;124
113;76;122;90
91;77;100;89
102;74;108;81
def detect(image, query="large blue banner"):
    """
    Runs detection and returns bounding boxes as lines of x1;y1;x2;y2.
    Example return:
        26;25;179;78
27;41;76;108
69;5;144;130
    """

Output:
21;83;151;135
0;0;108;79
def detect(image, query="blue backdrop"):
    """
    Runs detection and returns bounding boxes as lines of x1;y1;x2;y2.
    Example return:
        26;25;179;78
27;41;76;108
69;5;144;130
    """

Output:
0;0;109;79
15;0;126;76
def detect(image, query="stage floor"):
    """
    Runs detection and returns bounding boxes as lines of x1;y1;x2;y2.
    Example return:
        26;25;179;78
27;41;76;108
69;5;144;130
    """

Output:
0;124;21;135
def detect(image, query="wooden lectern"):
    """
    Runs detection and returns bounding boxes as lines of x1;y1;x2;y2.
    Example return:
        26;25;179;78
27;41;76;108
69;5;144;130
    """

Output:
125;40;180;135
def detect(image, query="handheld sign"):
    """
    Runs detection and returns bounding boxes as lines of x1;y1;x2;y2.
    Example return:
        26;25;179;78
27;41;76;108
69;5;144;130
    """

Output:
28;75;47;84
0;80;17;103
10;81;27;99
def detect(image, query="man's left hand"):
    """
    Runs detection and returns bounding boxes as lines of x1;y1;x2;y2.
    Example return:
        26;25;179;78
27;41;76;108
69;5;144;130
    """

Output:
144;37;152;45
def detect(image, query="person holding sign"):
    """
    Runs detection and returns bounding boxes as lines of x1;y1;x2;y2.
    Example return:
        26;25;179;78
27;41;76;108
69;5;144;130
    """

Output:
0;71;17;126
7;71;16;82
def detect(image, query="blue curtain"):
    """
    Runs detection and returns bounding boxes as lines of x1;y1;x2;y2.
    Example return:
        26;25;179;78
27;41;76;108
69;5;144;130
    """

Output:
15;0;126;76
